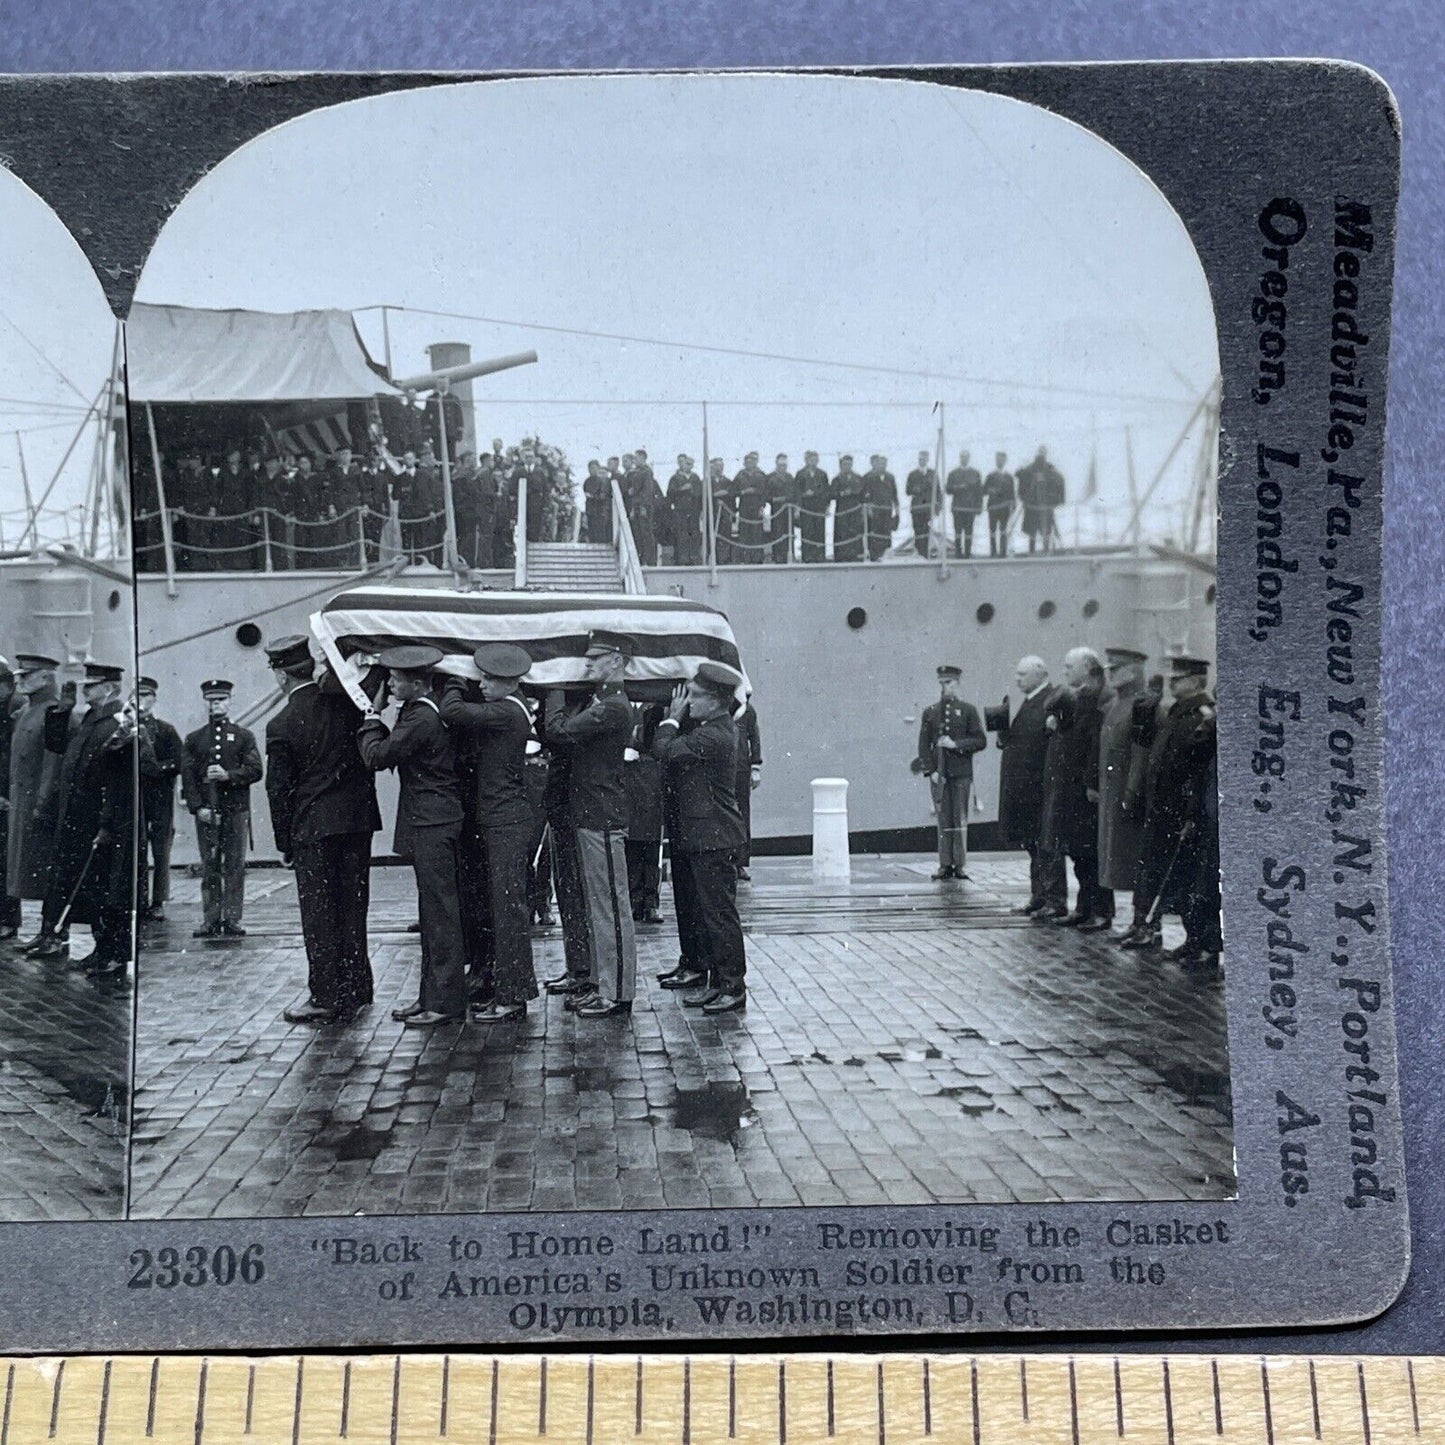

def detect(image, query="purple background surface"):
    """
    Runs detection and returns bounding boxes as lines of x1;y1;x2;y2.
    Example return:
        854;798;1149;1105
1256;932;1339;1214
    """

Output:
0;2;1439;1354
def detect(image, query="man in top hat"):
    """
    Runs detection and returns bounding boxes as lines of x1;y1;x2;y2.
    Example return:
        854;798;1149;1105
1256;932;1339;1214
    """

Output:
993;655;1066;916
136;675;184;922
1096;648;1151;942
7;653;62;949
0;658;17;938
358;644;468;1026
794;451;831;563
654;662;749;1013
265;635;381;1023
1046;646;1113;929
542;630;638;1018
182;679;262;940
905;449;939;558
665;455;704;566
439;642;540;1021
945;449;984;560
915;665;987;880
39;661;135;975
1134;656;1221;967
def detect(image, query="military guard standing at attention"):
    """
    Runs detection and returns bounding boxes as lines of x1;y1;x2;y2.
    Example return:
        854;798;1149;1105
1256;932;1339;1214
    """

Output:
983;452;1015;557
8;653;62;951
623;704;665;925
265;635;381;1025
0;660;17;938
440;642;540;1021
732;452;769;564
1047;647;1113;929
40;662;135;976
358;645;468;1027
831;455;865;562
543;631;638;1019
994;655;1065;916
654;663;749;1013
182;679;262;940
766;454;796;562
136;677;183;922
915;665;986;881
665;455;704;565
794;451;831;563
945;450;983;559
863;454;898;561
905;450;938;557
1096;648;1151;942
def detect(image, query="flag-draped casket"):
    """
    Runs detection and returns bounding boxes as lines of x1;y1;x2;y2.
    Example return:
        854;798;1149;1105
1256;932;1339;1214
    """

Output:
311;586;750;704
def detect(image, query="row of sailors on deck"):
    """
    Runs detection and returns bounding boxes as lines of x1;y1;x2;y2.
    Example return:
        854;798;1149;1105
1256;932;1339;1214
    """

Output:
132;438;1068;570
126;633;759;1029
916;648;1221;970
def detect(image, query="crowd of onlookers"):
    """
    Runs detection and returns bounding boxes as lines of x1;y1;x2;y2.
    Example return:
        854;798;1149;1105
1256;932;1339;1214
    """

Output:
131;433;1071;572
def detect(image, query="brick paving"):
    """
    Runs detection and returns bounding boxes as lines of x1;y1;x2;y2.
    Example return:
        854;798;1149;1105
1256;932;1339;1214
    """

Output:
0;904;129;1220
128;856;1234;1219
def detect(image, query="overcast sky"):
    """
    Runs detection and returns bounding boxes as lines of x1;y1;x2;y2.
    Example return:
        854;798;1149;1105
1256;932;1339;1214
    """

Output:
0;167;117;550
136;73;1219;541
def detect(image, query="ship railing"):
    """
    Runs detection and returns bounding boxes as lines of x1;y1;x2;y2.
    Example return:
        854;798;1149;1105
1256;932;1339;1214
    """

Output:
609;478;648;595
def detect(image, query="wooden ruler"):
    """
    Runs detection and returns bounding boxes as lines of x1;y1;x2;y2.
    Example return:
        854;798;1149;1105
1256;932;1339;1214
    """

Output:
0;1353;1435;1443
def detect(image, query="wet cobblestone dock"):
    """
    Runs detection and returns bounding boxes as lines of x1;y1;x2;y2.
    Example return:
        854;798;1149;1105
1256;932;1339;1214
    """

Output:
129;855;1234;1219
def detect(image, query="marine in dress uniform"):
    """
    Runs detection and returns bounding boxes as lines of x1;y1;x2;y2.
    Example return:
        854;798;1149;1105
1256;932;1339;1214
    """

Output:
358;645;468;1026
915;666;986;880
863;455;898;561
993;656;1066;914
1133;657;1221;967
264;636;381;1024
732;701;762;879
543;632;638;1018
0;661;18;937
1096;648;1150;938
766;455;796;563
794;452;831;564
665;456;704;566
982;453;1015;557
39;662;134;976
945;451;983;560
8;654;62;949
830;455;866;563
623;705;666;924
439;642;540;1020
654;662;749;1013
905;451;938;558
136;676;183;920
183;679;262;939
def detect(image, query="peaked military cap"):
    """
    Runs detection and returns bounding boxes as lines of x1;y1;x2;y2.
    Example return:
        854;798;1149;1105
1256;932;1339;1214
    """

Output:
936;664;962;681
265;634;313;671
200;679;234;698
585;629;634;658
137;676;159;694
473;642;532;680
13;652;59;671
377;643;444;673
1105;646;1148;666
83;661;124;684
694;660;745;694
1168;655;1210;678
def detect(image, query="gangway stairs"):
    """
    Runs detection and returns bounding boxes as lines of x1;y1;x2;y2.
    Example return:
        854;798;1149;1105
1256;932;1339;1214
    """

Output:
513;477;648;595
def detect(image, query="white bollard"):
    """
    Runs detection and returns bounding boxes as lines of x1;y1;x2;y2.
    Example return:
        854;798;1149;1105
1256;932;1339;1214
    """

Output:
811;777;852;883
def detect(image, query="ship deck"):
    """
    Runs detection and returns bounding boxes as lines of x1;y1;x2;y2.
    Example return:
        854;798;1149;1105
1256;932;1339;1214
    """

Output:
128;853;1234;1220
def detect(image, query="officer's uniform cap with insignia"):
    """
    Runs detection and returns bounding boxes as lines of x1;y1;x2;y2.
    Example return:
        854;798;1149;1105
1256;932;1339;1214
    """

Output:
137;675;159;695
584;629;635;659
376;643;444;674
1168;655;1210;679
936;664;962;681
13;652;59;673
1105;646;1148;667
265;635;314;671
693;660;745;697
200;679;234;699
83;662;124;684
473;642;532;680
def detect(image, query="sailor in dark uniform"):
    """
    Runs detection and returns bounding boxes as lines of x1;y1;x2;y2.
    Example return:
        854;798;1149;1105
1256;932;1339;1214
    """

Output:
264;635;380;1024
665;455;704;565
39;661;135;977
358;644;468;1026
766;454;795;563
708;458;734;564
945;450;983;559
623;704;665;924
863;454;898;561
983;452;1015;557
439;642;540;1021
794;451;831;563
830;455;866;562
732;452;769;564
182;679;262;939
654;662;749;1013
544;631;638;1018
1133;656;1221;968
583;460;613;546
905;450;938;558
136;676;183;923
915;665;986;880
9;654;62;952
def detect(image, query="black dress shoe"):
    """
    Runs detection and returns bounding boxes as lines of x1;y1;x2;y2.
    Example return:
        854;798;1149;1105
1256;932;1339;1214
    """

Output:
31;937;69;959
534;912;556;927
660;969;709;991
575;997;633;1019
545;975;593;996
736;867;751;881
93;956;129;979
641;908;662;925
563;989;600;1014
283;1001;337;1025
683;987;721;1008
930;867;956;881
144;905;167;922
403;1010;464;1028
472;1001;526;1023
1031;908;1067;925
1077;916;1112;932
702;991;746;1014
1163;941;1197;962
391;1002;427;1022
193;924;221;939
19;932;57;955
220;922;246;938
1120;928;1161;951
1054;912;1088;928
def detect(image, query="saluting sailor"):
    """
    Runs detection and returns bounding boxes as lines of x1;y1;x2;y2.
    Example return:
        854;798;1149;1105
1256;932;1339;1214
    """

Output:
358;644;468;1027
915;665;986;881
182;679;262;940
439;642;540;1022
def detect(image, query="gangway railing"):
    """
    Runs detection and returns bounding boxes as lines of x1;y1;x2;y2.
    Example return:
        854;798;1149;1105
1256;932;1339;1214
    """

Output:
610;479;648;595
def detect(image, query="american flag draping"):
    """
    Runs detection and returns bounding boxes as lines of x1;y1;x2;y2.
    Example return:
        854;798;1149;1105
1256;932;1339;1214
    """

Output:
310;585;750;707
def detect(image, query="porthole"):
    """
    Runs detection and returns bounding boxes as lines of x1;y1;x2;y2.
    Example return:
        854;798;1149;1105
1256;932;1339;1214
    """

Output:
976;603;995;625
1038;600;1056;620
846;607;868;630
235;622;263;648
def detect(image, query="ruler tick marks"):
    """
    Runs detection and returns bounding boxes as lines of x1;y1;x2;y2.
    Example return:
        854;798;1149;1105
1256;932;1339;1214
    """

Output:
244;1365;255;1436
1162;1360;1175;1445
586;1359;594;1445
728;1358;736;1439
969;1359;979;1445
440;1355;450;1437
826;1360;835;1437
539;1357;548;1436
48;1359;64;1439
488;1360;498;1445
1113;1358;1124;1437
922;1358;932;1438
1260;1359;1275;1445
97;1360;111;1445
1358;1362;1372;1445
1020;1359;1029;1422
1068;1359;1080;1445
634;1358;643;1436
2;1362;13;1445
1408;1359;1421;1434
1211;1360;1223;1435
340;1361;352;1438
1307;1360;1319;1439
194;1359;208;1445
147;1359;159;1438
292;1357;305;1445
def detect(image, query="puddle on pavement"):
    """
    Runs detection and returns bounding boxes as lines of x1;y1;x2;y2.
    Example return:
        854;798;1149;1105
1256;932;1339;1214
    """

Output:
332;1127;392;1162
669;1082;754;1144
